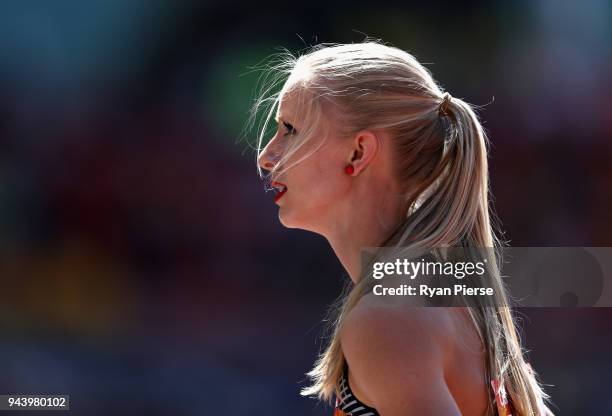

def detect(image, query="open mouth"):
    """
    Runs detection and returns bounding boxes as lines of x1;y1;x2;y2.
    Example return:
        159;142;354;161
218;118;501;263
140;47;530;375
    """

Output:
271;181;288;202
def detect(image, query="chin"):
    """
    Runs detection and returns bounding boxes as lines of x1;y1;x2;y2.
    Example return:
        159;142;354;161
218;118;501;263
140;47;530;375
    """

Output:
278;208;324;234
278;205;305;229
278;208;300;229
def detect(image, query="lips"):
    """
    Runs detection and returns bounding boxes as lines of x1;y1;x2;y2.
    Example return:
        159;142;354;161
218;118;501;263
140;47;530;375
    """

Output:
271;181;288;203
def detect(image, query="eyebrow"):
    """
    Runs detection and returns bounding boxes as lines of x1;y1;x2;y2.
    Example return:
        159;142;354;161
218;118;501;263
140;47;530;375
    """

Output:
274;115;296;128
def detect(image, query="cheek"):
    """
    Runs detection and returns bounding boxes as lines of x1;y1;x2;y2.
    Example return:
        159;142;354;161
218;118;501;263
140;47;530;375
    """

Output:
284;136;348;205
294;155;345;202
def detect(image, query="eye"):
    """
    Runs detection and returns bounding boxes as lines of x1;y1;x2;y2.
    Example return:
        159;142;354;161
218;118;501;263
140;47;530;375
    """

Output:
282;121;296;137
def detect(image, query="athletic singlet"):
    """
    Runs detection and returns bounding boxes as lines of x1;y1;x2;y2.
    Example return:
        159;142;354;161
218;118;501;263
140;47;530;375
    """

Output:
334;363;379;416
333;363;515;416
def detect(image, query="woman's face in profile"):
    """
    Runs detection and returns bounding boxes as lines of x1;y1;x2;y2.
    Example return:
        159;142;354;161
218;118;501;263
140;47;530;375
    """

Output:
258;88;352;234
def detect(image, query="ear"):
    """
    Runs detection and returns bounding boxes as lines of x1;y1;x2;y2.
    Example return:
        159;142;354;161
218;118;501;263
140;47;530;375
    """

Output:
349;130;380;175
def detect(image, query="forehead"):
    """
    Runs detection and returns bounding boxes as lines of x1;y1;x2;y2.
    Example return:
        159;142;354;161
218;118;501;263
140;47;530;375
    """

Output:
275;87;307;122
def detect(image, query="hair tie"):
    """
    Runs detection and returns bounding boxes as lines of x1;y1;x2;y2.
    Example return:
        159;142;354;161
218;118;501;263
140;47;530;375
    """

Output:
439;92;452;117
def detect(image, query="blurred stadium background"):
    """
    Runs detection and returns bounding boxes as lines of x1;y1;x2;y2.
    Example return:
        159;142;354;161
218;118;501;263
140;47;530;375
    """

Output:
0;0;611;414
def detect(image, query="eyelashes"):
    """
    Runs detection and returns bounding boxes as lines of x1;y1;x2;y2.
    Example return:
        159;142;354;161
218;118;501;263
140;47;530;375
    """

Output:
282;121;296;137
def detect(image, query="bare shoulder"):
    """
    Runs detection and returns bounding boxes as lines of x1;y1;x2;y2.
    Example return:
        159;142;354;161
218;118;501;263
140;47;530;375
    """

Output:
339;294;462;414
340;293;456;357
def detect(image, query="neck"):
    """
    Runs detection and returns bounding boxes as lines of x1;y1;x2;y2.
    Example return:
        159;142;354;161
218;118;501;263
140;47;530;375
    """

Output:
325;191;406;283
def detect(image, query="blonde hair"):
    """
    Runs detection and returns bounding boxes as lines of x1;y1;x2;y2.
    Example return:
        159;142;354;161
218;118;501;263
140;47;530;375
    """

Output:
247;40;553;415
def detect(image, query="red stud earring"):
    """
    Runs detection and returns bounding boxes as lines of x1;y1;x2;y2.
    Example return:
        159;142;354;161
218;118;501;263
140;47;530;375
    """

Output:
344;165;354;175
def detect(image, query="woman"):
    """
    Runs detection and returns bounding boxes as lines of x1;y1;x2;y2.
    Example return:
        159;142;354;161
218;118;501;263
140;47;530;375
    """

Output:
250;41;553;415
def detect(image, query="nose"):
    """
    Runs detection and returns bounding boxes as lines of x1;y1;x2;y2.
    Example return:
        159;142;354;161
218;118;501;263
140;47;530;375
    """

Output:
258;154;276;171
257;138;281;172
